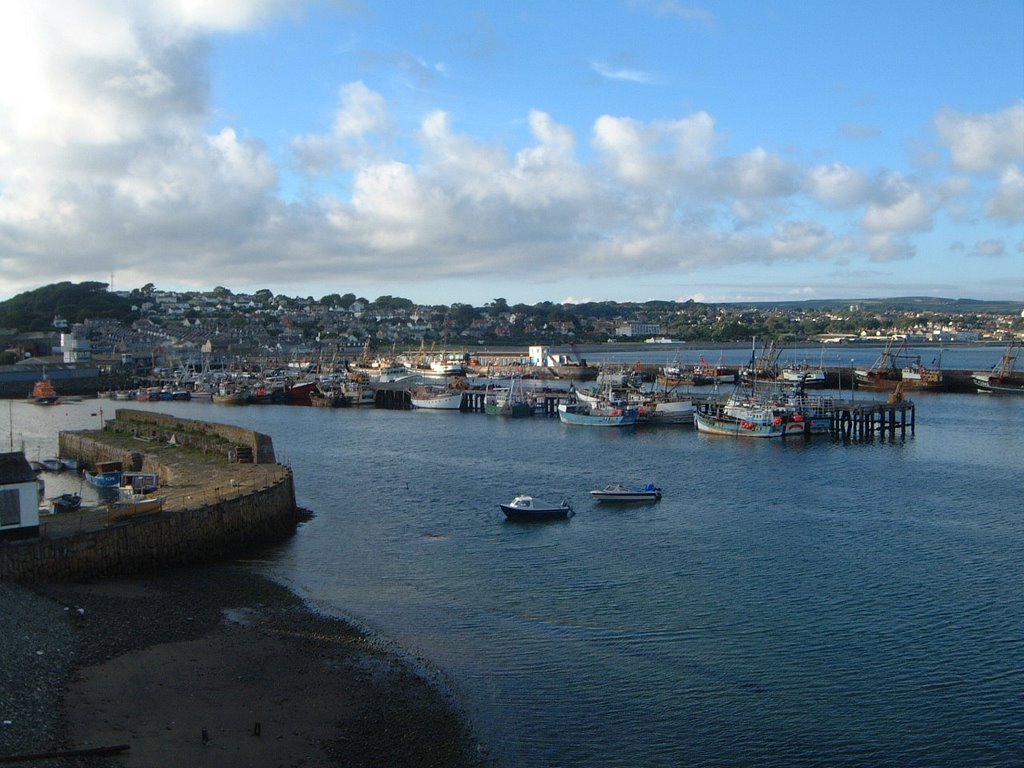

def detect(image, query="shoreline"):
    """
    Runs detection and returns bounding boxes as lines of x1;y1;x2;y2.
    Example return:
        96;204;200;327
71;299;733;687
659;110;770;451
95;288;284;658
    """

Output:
3;562;488;767
3;413;488;766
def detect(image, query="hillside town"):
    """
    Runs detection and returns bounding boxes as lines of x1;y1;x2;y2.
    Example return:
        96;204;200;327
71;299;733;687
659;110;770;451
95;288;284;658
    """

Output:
0;285;1022;375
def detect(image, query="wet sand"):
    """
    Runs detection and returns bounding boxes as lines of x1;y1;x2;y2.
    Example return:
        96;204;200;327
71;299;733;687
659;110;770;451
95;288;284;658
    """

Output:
36;564;487;768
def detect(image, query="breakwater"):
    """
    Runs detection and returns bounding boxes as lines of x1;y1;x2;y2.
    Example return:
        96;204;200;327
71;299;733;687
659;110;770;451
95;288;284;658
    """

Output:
0;411;300;583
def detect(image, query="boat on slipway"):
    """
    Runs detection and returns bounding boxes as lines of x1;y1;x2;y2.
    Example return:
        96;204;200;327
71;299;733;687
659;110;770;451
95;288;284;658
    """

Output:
107;493;167;520
48;493;82;514
84;461;123;488
973;342;1024;394
590;484;662;503
499;495;573;521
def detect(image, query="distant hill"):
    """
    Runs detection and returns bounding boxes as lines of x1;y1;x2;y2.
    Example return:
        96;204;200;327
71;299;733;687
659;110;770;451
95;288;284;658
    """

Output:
0;282;137;331
729;297;1023;314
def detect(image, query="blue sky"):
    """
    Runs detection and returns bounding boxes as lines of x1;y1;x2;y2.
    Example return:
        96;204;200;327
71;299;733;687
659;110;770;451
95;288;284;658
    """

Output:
0;0;1021;305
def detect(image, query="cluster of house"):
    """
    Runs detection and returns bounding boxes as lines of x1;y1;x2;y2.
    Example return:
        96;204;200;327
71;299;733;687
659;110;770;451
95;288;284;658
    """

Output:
2;288;1022;382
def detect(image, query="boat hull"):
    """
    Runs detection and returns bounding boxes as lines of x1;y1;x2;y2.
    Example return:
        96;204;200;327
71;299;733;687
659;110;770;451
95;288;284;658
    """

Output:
108;495;167;519
590;489;662;503
500;505;571;521
973;375;1024;394
854;373;945;392
484;401;533;418
641;399;694;425
411;391;465;410
85;471;122;487
558;404;637;426
695;410;805;438
499;494;572;520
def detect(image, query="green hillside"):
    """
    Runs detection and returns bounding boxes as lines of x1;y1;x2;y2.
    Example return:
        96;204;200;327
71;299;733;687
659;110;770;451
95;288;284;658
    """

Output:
0;282;137;331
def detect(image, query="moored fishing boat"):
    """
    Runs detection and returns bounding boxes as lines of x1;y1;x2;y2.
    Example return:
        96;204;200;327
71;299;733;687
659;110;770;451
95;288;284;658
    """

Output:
287;380;319;405
212;385;249;405
691;357;736;386
855;337;945;392
558;402;638;427
695;391;805;438
484;375;533;418
309;385;347;407
637;394;694;425
410;386;465;410
739;339;782;384
972;342;1024;394
781;362;827;387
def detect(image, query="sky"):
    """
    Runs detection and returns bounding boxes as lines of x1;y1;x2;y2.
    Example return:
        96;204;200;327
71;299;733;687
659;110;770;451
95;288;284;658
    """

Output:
0;1;1022;306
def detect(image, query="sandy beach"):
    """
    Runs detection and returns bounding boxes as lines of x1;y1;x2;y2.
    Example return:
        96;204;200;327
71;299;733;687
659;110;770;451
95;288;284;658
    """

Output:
15;564;487;767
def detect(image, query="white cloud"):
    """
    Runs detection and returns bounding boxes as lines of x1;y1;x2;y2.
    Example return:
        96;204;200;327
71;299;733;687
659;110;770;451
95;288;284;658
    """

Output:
865;233;916;263
807;163;870;207
628;0;714;26
590;61;656;84
934;101;1024;173
0;2;1017;301
591;111;718;186
989;165;1024;222
769;221;831;258
292;81;393;173
862;174;932;233
718;147;799;199
972;239;1005;258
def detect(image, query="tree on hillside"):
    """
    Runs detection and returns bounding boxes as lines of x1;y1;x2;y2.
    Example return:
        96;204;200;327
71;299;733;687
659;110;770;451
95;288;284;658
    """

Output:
0;281;136;330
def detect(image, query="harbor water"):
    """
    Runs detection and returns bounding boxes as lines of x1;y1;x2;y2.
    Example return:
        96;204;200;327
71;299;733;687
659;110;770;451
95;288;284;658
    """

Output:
8;361;1023;767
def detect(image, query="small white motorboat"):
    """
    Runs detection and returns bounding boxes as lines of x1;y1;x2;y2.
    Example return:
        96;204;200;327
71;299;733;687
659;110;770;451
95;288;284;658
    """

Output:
499;494;573;521
589;483;662;503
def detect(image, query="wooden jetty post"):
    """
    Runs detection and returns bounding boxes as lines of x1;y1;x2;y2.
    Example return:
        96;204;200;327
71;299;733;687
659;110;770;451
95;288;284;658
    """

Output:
830;399;914;440
463;392;486;413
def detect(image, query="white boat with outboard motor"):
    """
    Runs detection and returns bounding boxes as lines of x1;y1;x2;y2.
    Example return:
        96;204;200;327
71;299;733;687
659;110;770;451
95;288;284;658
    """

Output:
499;494;573;520
589;483;662;503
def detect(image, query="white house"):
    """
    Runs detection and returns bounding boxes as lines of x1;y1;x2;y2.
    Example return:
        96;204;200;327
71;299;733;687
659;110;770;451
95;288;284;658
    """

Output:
61;323;93;363
0;452;40;540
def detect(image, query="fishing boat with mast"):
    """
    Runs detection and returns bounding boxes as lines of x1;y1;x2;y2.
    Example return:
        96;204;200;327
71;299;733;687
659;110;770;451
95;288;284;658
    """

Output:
695;388;807;438
484;374;533;417
973;342;1024;394
854;337;946;392
739;339;782;384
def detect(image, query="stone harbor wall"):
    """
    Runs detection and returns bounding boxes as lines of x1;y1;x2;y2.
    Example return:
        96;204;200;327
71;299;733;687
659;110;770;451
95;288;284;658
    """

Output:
0;475;297;582
0;414;299;583
102;408;277;464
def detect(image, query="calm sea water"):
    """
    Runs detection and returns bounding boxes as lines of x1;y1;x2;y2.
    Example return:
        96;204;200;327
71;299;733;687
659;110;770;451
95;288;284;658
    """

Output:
9;345;1024;767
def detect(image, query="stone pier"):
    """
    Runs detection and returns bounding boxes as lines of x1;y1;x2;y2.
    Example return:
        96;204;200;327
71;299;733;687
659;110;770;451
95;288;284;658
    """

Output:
0;410;302;583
